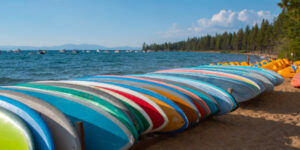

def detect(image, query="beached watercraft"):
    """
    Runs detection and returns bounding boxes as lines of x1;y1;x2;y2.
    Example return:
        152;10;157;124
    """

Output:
3;86;134;150
93;87;151;134
291;72;300;88
28;81;144;135
0;88;81;150
131;74;219;116
16;83;139;141
156;68;265;93
278;66;298;78
0;107;34;150
131;74;237;115
152;71;260;102
124;75;210;118
74;79;188;133
192;66;274;91
103;81;188;132
80;76;200;125
206;65;283;85
0;95;54;150
58;80;168;132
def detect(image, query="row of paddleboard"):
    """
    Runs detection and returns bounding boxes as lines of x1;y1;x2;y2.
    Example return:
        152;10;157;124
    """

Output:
0;65;283;150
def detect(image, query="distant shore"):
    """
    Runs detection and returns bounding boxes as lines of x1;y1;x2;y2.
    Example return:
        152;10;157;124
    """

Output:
197;50;278;59
132;78;300;150
149;50;278;59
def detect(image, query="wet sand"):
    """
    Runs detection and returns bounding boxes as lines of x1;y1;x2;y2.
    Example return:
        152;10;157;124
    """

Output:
132;78;300;150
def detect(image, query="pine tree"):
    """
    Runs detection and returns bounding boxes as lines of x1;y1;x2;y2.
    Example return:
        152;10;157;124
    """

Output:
242;25;250;51
236;29;244;50
278;0;300;59
232;32;237;50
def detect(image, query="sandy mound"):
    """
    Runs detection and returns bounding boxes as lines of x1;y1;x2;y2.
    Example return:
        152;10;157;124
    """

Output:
132;78;300;150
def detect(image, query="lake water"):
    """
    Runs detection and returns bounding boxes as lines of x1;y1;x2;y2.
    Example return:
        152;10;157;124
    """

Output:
0;51;263;86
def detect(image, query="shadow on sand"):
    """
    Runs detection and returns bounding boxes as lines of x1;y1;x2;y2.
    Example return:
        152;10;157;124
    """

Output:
131;90;300;150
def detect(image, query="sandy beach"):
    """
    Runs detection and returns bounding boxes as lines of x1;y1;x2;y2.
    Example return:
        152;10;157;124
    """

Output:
132;78;300;150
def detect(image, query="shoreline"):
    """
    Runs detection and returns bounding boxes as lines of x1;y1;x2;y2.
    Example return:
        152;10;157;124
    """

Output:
197;50;278;59
152;50;278;59
132;78;300;150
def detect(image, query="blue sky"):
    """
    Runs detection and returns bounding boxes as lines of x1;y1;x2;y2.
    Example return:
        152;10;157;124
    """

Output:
0;0;282;48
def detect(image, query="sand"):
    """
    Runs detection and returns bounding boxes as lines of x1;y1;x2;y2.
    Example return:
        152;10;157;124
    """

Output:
132;78;300;150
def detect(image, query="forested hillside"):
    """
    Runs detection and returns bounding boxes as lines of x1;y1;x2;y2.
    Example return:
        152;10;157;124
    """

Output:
142;0;299;59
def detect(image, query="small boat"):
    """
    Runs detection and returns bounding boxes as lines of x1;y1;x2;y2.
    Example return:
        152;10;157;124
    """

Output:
13;49;22;53
37;50;47;55
59;49;66;53
72;50;79;54
114;50;120;53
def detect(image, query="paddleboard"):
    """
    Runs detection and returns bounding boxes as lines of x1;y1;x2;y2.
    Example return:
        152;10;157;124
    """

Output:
55;80;168;132
3;86;134;150
17;83;139;141
0;107;34;150
0;88;81;150
82;76;200;125
0;95;54;150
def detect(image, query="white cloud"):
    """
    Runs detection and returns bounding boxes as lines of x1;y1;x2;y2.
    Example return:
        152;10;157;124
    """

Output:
211;10;236;26
237;9;274;25
159;9;277;41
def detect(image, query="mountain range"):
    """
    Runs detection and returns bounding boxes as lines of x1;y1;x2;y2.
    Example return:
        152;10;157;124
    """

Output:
0;44;141;50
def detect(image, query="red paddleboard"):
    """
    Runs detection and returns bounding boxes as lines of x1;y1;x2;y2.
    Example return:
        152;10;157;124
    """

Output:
95;87;165;130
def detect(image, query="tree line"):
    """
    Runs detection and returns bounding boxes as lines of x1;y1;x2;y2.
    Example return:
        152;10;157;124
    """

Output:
142;0;299;59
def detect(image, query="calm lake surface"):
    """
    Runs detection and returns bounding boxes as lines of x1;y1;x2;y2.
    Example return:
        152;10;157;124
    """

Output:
0;51;263;86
